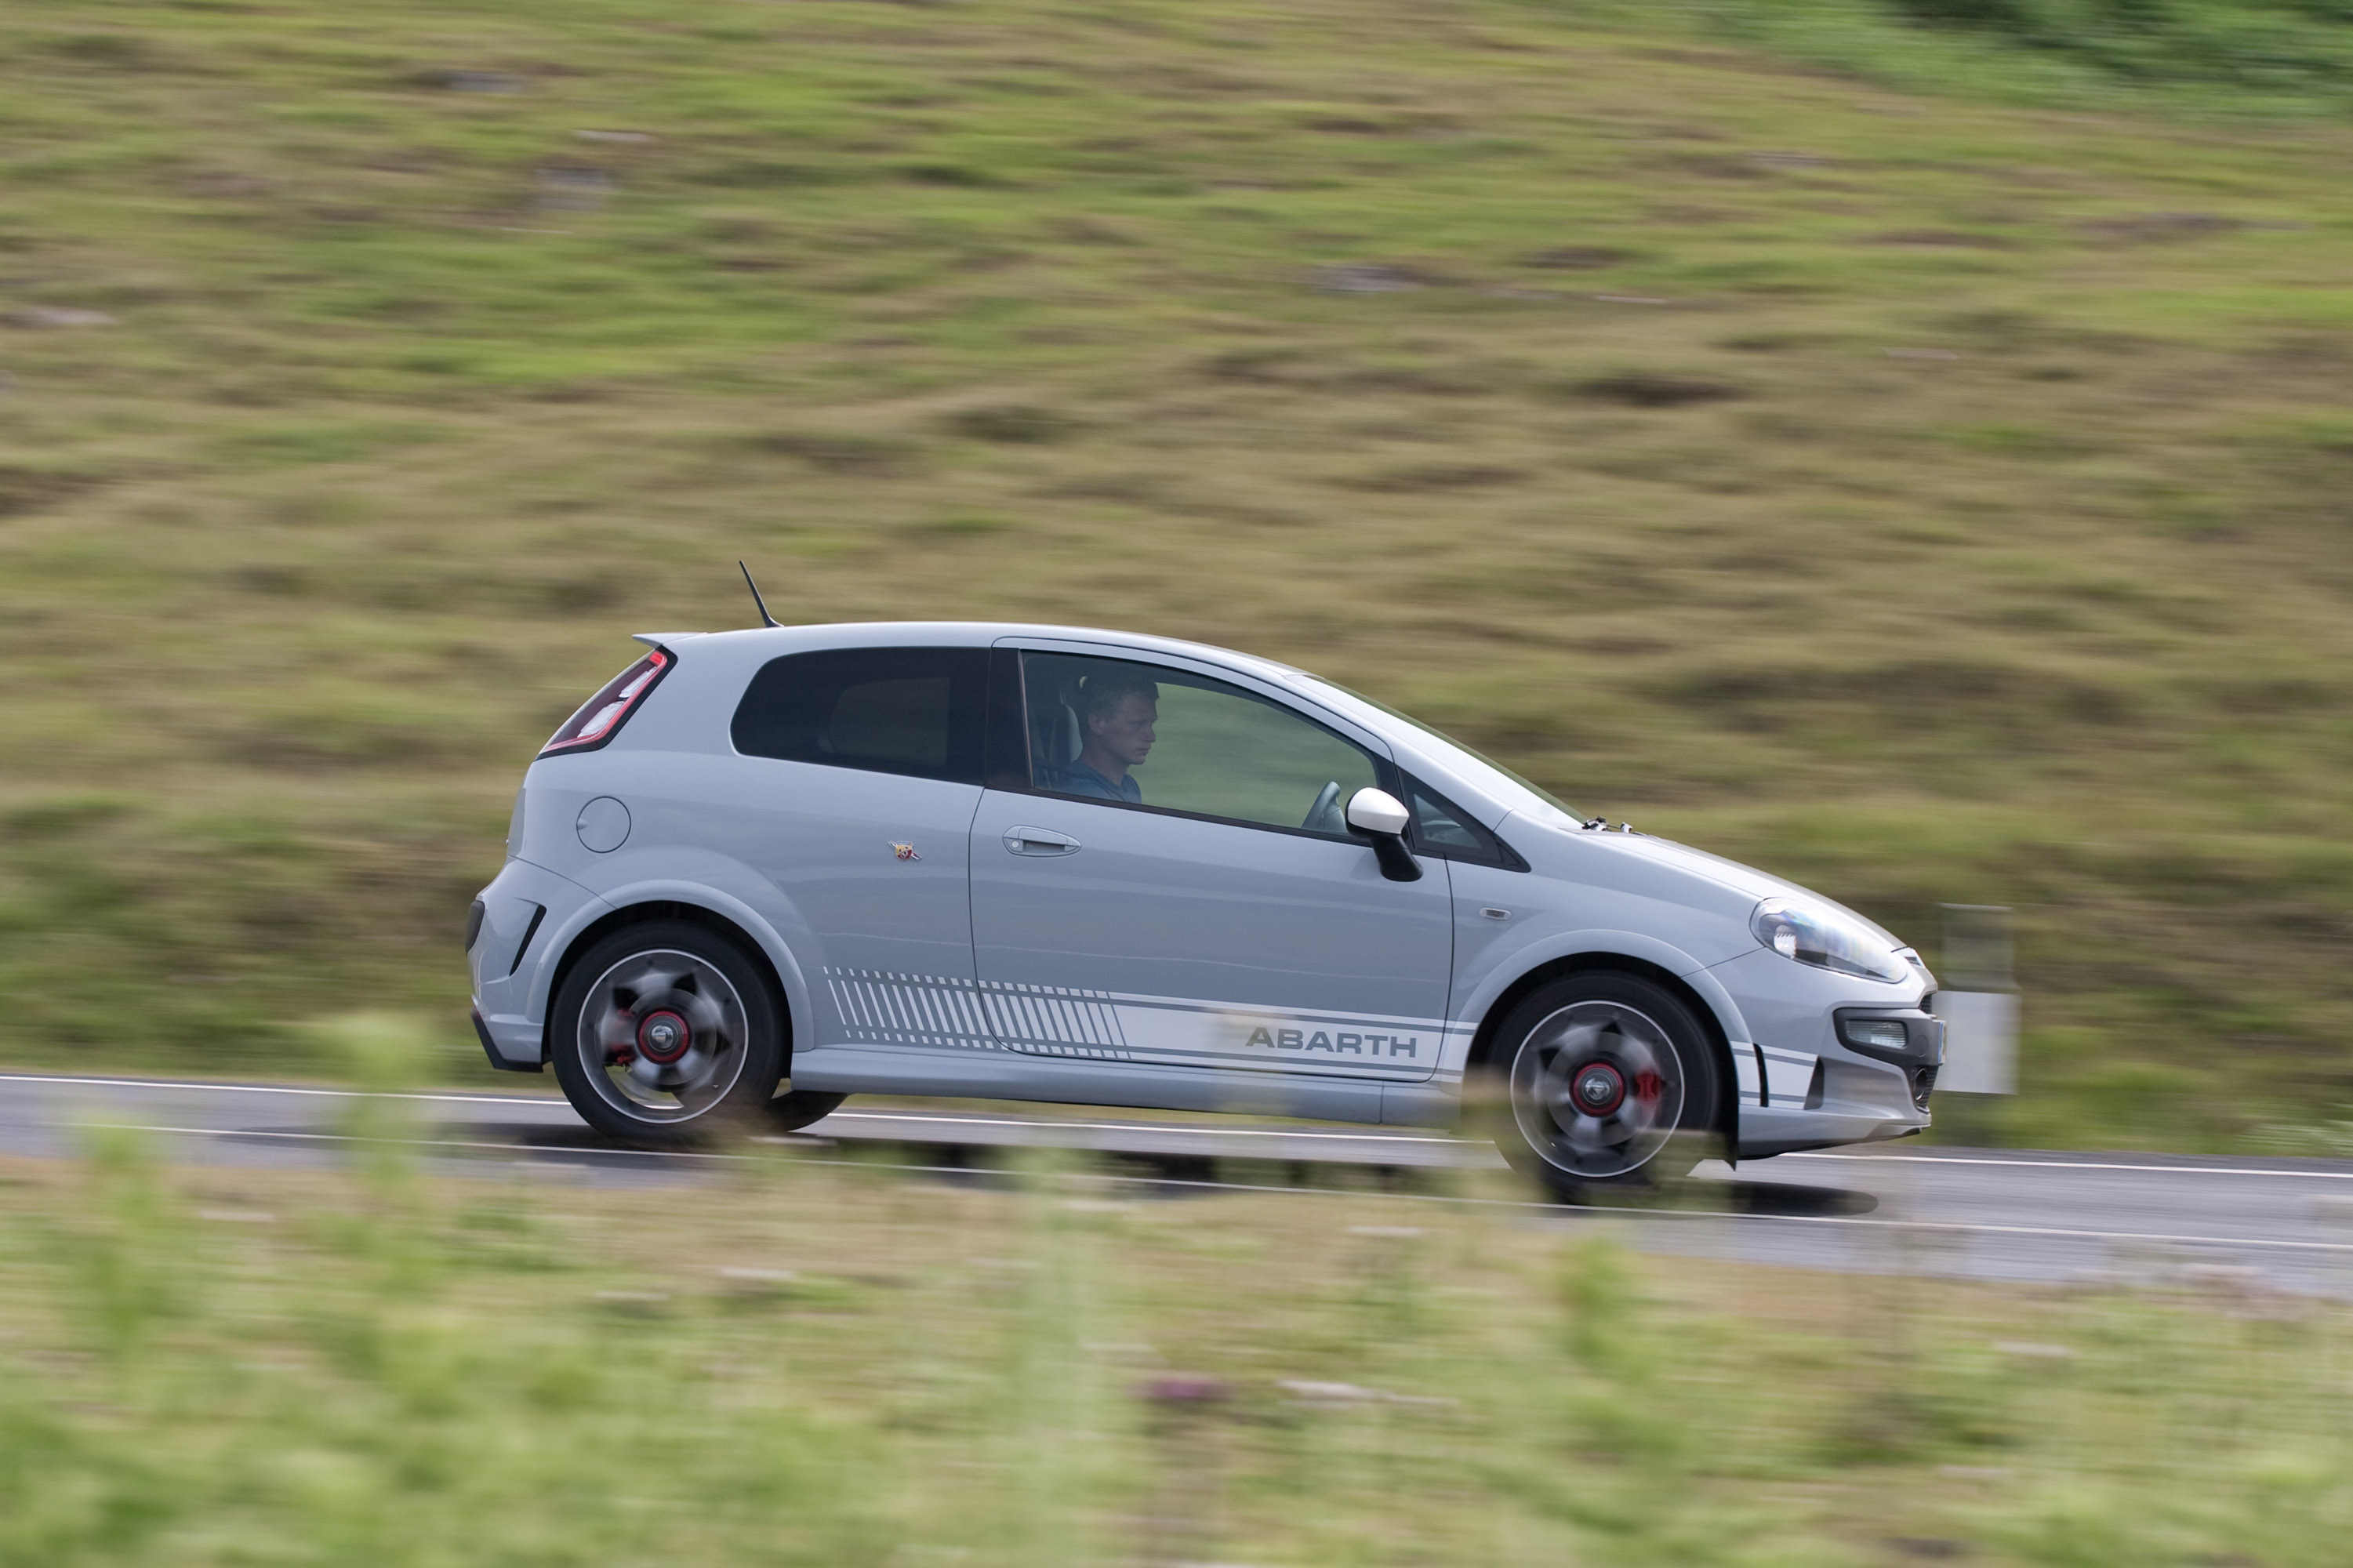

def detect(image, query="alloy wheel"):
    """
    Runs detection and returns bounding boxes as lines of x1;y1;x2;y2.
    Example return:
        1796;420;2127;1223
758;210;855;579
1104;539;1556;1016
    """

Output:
1507;999;1687;1181
572;947;751;1123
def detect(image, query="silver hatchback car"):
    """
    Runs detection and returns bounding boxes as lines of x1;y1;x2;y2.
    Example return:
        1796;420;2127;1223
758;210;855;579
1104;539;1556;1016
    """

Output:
469;619;1941;1194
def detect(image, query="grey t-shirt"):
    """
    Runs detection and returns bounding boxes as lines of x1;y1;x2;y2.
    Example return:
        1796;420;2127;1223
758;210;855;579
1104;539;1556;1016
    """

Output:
1055;759;1142;804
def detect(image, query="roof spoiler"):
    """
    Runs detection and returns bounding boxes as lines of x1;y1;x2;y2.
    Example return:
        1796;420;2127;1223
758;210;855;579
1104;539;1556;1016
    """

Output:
626;561;783;649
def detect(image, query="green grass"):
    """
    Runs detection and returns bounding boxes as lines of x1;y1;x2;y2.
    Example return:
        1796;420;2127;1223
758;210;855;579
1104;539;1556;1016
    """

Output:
1712;0;2353;117
5;1122;2353;1566
1;0;2350;1147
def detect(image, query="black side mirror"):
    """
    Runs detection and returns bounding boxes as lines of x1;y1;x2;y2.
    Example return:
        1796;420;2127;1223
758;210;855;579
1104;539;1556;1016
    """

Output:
1345;787;1422;883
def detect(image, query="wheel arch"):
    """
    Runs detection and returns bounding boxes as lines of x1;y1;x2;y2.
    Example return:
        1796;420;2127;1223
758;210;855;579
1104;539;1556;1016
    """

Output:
1464;949;1742;1160
539;898;800;1069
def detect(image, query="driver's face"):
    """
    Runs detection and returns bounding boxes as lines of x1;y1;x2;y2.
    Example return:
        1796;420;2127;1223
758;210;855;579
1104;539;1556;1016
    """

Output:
1092;695;1157;768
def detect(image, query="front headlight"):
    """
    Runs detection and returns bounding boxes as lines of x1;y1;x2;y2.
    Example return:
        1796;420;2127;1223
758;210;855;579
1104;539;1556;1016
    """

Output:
1750;896;1910;984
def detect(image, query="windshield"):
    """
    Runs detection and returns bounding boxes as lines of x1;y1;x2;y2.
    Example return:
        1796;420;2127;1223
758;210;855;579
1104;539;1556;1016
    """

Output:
1290;674;1584;823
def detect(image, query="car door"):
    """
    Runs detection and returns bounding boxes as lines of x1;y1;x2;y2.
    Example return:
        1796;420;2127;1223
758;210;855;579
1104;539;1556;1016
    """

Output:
967;644;1458;1083
722;644;996;1055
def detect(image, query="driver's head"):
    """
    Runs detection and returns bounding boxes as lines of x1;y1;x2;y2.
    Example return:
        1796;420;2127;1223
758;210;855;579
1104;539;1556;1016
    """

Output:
1079;671;1158;768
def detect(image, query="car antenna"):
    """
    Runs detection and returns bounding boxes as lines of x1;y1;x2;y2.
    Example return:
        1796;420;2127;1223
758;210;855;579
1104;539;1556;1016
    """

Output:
737;560;782;629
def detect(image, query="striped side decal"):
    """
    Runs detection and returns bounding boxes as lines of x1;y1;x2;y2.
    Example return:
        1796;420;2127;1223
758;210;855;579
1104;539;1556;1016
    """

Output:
825;968;1008;1054
1756;1045;1821;1109
817;967;1457;1079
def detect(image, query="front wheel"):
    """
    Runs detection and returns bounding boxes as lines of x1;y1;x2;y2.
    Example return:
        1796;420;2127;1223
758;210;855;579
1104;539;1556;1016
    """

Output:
1480;972;1722;1200
550;920;785;1146
764;1090;845;1134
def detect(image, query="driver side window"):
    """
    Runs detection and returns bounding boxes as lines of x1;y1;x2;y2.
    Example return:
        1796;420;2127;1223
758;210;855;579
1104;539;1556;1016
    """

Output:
1022;652;1381;837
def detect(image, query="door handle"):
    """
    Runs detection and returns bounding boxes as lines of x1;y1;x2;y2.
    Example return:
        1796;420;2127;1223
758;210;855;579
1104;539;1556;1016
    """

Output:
1003;826;1080;856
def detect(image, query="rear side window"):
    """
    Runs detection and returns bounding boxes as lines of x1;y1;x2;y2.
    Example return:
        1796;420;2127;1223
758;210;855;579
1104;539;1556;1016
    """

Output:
540;649;671;757
732;647;987;784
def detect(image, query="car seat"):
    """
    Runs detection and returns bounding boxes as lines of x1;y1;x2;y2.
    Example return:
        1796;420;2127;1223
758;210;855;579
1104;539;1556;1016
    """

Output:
1027;673;1082;784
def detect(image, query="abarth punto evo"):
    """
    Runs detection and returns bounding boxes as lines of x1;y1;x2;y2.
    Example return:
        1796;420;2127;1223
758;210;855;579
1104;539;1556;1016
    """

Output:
468;620;1943;1194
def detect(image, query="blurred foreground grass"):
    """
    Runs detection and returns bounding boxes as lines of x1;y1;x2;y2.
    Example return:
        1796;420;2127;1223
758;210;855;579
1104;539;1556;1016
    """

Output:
0;0;2348;1145
4;1128;2352;1566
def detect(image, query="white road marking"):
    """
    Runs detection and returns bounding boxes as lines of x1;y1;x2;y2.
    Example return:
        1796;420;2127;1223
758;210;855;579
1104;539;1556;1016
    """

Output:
1;1073;1472;1142
17;1072;2353;1181
71;1121;2353;1256
75;1122;744;1160
1193;1176;2353;1254
1787;1151;2353;1181
0;1072;560;1107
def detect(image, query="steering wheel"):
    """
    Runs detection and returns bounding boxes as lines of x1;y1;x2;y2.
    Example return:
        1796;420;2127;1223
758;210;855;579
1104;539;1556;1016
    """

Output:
1302;780;1345;834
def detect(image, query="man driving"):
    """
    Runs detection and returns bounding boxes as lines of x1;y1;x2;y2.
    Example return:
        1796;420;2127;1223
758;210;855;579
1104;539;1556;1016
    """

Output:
1055;670;1158;804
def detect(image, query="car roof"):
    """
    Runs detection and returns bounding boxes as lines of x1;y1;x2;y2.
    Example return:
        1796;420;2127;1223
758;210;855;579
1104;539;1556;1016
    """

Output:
641;619;1317;684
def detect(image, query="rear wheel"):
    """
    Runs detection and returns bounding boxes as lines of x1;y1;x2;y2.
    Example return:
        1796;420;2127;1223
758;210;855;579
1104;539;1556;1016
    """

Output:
1480;972;1722;1200
550;921;784;1146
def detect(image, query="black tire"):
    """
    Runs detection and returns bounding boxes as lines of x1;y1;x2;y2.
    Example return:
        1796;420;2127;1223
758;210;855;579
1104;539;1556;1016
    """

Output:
764;1089;846;1134
1476;971;1723;1200
550;920;785;1146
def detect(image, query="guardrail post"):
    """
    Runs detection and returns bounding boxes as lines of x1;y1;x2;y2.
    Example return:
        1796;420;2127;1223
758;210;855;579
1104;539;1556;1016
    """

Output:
1931;903;2017;1096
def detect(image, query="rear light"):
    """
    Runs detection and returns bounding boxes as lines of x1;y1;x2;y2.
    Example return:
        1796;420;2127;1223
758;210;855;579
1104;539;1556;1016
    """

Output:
539;648;670;757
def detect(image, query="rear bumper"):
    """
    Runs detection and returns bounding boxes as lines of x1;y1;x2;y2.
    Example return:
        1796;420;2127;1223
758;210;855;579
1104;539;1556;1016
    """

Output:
467;857;613;1071
473;1007;543;1074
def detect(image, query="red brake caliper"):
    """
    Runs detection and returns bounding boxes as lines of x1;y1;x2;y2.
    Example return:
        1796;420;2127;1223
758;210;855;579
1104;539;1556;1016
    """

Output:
608;1010;637;1065
1632;1070;1664;1104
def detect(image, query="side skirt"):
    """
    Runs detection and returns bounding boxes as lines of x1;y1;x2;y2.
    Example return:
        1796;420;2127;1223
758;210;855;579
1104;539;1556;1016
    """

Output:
788;1043;1417;1126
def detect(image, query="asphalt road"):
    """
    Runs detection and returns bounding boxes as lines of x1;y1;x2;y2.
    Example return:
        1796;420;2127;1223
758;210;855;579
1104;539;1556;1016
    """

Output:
9;1070;2353;1298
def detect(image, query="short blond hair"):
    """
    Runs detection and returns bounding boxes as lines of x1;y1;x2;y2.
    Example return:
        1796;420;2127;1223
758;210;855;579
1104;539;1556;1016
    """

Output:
1078;670;1158;724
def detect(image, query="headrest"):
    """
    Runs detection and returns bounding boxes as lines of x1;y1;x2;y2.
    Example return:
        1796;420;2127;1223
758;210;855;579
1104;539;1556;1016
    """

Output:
1029;698;1080;762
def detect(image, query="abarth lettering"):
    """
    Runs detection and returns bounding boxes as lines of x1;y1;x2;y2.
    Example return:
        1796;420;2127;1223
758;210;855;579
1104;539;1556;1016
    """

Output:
1244;1025;1417;1058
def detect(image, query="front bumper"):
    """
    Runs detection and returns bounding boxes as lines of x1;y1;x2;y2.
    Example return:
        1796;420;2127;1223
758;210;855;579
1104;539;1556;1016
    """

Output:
1710;947;1937;1160
1833;1006;1945;1112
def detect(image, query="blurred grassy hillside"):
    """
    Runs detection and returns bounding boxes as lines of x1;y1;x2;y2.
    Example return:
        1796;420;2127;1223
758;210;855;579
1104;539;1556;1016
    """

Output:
0;0;2348;1148
1723;0;2353;113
